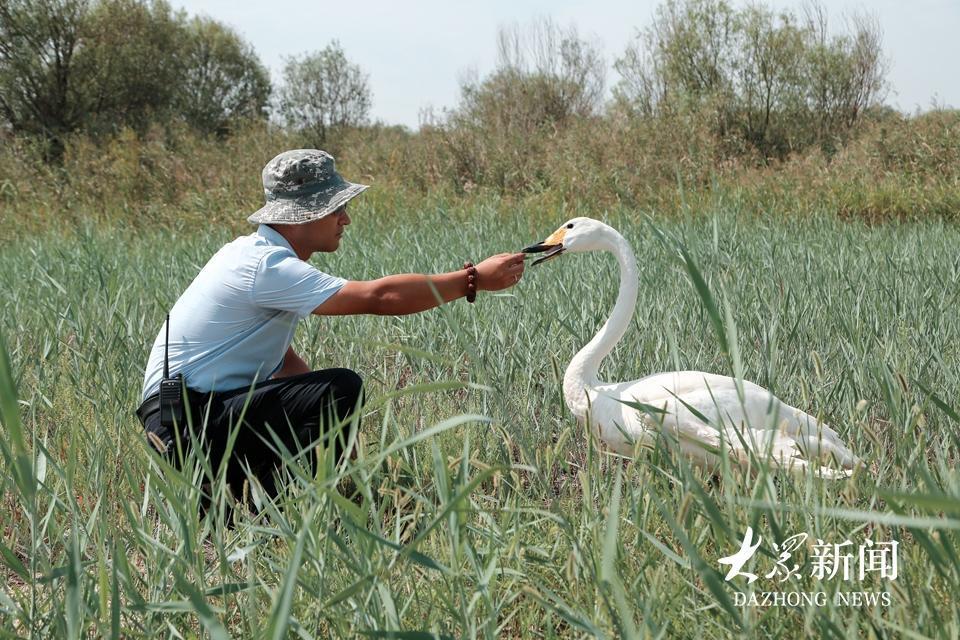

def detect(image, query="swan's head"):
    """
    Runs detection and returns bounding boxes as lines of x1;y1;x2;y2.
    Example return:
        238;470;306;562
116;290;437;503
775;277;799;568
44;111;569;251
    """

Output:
522;217;613;265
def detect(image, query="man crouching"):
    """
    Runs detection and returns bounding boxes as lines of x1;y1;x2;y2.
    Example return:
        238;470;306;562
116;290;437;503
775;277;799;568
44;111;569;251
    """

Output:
136;149;525;504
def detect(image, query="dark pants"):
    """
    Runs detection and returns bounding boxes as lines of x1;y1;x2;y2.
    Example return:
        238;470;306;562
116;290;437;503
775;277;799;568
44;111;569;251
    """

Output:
136;368;363;503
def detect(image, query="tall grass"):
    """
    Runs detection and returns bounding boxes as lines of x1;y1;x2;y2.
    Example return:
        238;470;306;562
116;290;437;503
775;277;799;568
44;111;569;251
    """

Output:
1;201;959;637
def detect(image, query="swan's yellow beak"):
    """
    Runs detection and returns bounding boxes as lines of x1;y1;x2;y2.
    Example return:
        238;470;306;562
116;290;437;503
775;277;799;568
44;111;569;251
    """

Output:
522;227;566;266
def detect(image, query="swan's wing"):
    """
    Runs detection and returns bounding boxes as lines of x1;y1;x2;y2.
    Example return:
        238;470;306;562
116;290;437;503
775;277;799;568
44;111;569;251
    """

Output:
595;373;859;477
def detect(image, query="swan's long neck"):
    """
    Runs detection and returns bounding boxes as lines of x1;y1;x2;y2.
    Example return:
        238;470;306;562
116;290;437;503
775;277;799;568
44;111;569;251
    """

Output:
563;230;639;419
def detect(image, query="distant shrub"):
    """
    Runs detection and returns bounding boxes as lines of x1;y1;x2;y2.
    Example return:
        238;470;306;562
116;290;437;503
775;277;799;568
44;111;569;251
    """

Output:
613;0;888;159
434;18;606;193
458;18;606;133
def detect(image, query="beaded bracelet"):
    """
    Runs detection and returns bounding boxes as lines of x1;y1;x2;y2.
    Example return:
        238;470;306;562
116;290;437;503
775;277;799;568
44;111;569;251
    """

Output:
463;261;477;303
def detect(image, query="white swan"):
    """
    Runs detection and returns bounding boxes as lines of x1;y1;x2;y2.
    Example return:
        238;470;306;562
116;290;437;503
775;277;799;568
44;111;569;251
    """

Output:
523;217;860;478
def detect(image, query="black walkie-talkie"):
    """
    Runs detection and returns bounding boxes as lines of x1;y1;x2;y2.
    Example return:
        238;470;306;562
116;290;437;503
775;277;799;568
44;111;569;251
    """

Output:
158;313;184;429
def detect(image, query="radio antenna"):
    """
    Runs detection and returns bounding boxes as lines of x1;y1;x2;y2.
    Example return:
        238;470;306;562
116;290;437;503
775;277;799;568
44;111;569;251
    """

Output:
163;313;170;379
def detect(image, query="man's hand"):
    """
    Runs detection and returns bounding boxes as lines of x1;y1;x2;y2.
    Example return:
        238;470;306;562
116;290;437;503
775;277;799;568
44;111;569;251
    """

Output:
475;253;526;291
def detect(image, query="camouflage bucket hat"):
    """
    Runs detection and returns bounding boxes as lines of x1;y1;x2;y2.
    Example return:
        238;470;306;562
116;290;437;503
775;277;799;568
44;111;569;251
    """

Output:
247;149;368;225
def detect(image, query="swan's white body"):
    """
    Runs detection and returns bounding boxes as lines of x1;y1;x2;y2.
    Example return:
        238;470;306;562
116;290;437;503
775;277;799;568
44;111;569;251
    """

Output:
535;218;858;478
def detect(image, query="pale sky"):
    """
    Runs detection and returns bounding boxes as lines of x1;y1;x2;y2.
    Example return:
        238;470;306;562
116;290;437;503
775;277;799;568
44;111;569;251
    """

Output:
174;0;959;128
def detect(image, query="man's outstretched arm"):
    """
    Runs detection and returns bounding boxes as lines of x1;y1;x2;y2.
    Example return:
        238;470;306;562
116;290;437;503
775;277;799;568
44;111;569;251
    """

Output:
312;253;525;317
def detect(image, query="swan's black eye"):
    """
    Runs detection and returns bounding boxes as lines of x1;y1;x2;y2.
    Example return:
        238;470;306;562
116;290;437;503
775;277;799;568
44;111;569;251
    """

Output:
566;223;574;229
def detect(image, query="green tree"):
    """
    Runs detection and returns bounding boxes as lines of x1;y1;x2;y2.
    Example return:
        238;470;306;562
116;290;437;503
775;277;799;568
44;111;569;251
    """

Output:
0;0;91;160
175;16;271;135
80;0;184;136
0;0;270;161
732;5;806;154
277;41;371;144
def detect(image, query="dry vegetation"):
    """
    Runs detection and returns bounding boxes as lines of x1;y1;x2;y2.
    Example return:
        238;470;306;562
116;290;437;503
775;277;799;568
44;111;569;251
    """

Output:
1;107;958;244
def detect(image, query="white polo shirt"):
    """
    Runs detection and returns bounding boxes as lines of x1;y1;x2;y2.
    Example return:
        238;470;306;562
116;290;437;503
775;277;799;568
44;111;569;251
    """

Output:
141;224;346;401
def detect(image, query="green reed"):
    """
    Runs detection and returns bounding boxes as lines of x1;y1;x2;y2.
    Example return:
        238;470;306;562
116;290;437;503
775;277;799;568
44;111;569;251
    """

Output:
1;202;959;638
